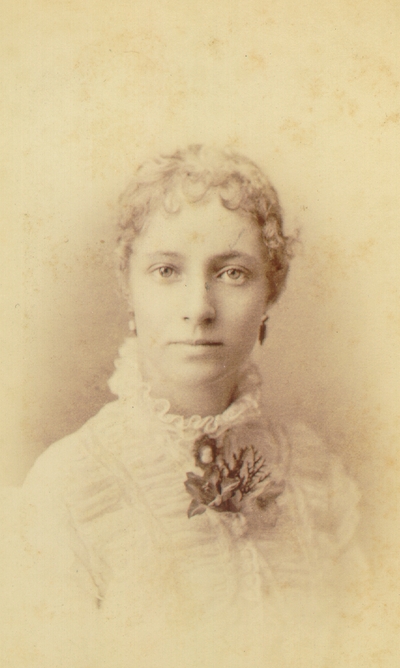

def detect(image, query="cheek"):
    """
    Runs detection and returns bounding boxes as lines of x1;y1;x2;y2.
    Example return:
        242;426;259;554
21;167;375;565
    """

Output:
133;296;164;332
222;293;265;339
129;273;163;318
131;284;181;342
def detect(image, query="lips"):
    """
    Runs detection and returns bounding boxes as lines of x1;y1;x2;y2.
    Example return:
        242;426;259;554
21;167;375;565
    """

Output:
170;340;223;346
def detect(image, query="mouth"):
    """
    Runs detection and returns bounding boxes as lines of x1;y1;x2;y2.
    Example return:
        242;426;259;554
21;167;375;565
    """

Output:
170;340;223;347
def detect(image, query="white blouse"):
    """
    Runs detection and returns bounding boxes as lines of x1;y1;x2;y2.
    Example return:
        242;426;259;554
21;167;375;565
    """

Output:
0;338;364;668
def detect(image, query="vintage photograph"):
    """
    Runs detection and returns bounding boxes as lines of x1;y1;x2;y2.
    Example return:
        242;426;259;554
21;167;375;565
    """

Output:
0;1;399;667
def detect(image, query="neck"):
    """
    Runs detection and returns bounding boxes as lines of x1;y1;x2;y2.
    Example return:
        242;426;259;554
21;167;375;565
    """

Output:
138;362;238;417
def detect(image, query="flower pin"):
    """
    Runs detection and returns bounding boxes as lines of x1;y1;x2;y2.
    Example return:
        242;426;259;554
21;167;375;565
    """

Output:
185;430;284;519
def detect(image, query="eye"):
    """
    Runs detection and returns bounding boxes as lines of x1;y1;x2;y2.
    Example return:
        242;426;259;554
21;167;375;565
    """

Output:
150;265;179;280
218;267;248;285
158;266;174;278
225;268;243;280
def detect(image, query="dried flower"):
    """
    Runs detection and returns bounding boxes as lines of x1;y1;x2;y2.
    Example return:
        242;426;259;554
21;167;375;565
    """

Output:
185;432;284;518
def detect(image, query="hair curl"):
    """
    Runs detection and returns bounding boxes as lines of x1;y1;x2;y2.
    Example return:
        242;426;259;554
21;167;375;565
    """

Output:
116;145;292;304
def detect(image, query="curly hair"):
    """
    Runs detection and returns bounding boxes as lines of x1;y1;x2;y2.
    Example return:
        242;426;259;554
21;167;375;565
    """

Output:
116;145;292;304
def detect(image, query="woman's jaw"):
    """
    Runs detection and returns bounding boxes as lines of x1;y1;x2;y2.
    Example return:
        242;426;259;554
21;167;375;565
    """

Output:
136;344;246;418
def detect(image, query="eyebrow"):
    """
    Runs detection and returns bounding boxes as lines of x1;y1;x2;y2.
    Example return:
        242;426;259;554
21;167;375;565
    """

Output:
211;251;258;264
145;252;184;261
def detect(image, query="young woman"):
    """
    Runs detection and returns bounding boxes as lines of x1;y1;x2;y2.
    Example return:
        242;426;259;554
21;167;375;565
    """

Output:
0;146;363;667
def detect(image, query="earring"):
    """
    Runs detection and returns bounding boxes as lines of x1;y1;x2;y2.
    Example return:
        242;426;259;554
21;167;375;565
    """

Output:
259;315;269;345
128;312;137;336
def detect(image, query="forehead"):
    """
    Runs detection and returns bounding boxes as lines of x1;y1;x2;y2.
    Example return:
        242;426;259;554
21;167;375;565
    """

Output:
132;197;266;262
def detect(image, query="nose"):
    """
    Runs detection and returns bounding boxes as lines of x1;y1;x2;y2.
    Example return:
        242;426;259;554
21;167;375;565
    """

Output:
182;277;216;325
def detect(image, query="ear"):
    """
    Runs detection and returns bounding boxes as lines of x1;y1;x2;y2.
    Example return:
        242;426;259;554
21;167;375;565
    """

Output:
263;278;271;310
126;271;138;336
258;314;269;345
128;312;137;334
125;258;135;309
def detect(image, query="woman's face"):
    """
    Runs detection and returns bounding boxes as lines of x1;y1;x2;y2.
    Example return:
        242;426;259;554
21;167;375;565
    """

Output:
128;196;270;387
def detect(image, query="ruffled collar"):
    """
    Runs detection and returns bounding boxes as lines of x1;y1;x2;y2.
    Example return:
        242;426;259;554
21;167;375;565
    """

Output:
108;337;262;440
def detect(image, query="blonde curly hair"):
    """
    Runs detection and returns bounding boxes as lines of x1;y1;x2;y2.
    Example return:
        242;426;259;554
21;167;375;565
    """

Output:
116;145;292;304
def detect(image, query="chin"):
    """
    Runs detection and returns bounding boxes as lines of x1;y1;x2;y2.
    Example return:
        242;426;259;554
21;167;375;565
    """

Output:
174;366;223;386
170;358;237;387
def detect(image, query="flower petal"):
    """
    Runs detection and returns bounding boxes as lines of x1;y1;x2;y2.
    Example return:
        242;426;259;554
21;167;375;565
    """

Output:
187;500;207;518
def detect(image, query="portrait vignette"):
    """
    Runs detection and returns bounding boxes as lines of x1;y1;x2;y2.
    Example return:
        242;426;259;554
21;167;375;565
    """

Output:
1;1;399;667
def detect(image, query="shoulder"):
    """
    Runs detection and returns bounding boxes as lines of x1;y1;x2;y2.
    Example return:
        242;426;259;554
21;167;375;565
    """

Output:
16;401;131;595
280;421;330;467
24;399;122;489
20;399;129;534
280;421;361;555
23;396;136;515
283;420;359;496
279;420;352;485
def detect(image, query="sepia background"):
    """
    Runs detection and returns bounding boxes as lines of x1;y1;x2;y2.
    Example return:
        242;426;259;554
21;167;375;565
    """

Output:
1;0;399;663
